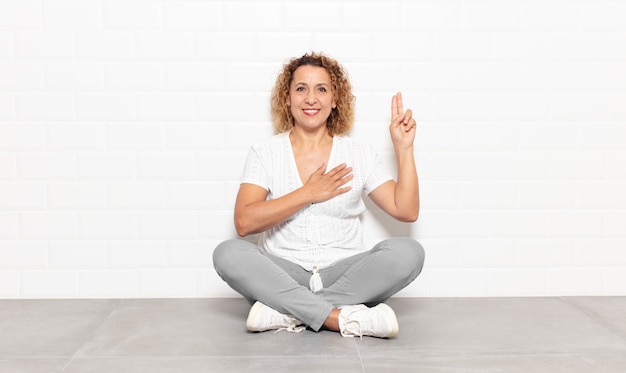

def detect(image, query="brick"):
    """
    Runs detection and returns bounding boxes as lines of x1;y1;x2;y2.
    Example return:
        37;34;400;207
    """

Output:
577;181;626;209
577;123;626;149
196;32;256;61
168;181;225;209
464;2;520;31
197;151;247;181
0;62;43;90
575;239;626;267
401;2;465;31
107;181;165;209
167;240;216;268
20;211;77;239
224;2;282;31
103;1;161;29
0;1;41;30
488;151;548;179
419;151;489;180
165;63;226;90
48;240;107;269
256;33;316;61
518;123;578;150
79;270;138;298
105;62;162;90
17;151;76;180
546;210;605;238
348;63;401;91
75;31;133;60
136;93;195;120
546;269;603;296
417;210;489;239
47;181;106;209
343;2;400;31
109;240;167;268
605;269;626;295
0;182;46;209
578;63;626;91
224;123;274;151
489;269;546;296
284;3;341;30
78;152;137;179
166;123;225;150
371;33;432;62
516;239;575;268
461;63;520;92
135;32;194;60
163;2;223;30
546;151;606;179
418;181;457;209
605;210;626;238
458;181;517;209
226;62;279;91
77;93;134;120
0;93;14;120
456;123;516;150
197;93;261;121
580;2;626;31
0;153;16;180
16;92;75;120
520;2;580;31
517;181;576;209
432;93;490;121
108;123;164;149
138;269;197;298
46;62;104;90
492;32;552;62
0;270;20;298
433;32;492;62
401;63;463;92
138;211;197;238
459;239;516;267
551;33;612;62
79;211;138;239
47;123;106;150
428;269;489;297
0;241;47;268
0;32;13;58
491;93;549;121
21;270;79;298
489;211;546;238
15;31;74;59
0;213;18;238
138;152;196;179
43;0;101;30
608;151;626;178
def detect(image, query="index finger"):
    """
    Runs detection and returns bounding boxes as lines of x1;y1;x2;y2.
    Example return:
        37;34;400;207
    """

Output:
391;92;404;117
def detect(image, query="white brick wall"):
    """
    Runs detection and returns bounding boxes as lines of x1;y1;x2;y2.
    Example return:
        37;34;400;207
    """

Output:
1;0;625;299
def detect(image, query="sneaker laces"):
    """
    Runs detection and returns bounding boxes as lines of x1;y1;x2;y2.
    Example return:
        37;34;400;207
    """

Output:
275;324;306;333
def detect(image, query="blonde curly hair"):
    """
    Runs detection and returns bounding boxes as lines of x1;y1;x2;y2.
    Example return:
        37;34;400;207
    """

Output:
271;52;355;136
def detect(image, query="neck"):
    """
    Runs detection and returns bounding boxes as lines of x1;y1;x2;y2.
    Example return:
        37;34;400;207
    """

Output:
289;127;332;149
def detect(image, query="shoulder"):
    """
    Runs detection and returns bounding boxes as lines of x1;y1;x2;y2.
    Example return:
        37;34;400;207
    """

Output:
334;135;377;153
250;132;289;153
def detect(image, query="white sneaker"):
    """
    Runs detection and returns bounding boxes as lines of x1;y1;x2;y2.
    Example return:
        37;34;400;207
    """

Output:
246;301;305;333
338;303;399;338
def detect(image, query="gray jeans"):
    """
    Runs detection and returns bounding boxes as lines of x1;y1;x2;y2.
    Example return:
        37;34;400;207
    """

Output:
213;237;425;331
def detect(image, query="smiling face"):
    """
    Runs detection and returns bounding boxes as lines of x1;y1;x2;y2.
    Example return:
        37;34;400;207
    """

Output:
288;65;336;132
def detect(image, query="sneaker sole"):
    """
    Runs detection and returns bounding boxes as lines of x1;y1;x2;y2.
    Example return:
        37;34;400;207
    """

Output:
377;303;399;338
246;301;266;332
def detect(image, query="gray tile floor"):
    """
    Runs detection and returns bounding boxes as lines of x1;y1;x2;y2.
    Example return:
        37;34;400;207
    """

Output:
1;297;626;372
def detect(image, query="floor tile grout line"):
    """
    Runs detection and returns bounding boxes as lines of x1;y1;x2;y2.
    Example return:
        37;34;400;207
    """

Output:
58;299;123;372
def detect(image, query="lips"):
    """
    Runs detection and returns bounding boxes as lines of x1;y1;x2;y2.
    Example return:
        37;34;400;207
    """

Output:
302;109;320;116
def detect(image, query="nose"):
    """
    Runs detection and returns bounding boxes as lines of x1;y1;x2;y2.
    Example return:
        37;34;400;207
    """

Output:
305;90;317;105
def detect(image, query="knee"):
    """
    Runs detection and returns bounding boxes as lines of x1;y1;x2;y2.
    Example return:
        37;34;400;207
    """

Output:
382;237;426;278
213;238;249;273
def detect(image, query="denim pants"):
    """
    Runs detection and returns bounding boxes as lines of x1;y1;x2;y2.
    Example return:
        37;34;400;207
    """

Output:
213;237;425;331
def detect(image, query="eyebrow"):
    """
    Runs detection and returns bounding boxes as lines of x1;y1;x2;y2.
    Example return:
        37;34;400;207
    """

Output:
293;82;330;87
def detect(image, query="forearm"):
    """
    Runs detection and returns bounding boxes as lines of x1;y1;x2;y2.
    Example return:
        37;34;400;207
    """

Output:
393;146;420;221
235;187;313;236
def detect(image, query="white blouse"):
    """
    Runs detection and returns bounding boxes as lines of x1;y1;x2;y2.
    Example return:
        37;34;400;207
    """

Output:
241;131;392;271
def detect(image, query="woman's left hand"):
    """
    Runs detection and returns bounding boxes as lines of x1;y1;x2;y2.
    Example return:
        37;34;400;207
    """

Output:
389;92;416;150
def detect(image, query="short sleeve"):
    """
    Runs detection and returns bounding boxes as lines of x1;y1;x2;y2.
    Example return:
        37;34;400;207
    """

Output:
363;148;393;195
241;147;269;190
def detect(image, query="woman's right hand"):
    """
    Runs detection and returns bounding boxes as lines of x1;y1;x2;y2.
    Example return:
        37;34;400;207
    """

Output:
304;163;353;203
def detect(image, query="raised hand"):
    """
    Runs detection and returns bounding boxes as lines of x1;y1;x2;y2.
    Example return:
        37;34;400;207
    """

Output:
390;92;416;150
304;163;353;203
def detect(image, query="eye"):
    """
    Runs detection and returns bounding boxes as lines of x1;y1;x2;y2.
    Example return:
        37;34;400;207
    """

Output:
295;86;306;92
318;87;327;93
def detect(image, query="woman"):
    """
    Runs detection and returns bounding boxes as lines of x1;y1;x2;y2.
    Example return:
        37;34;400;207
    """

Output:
213;52;425;338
